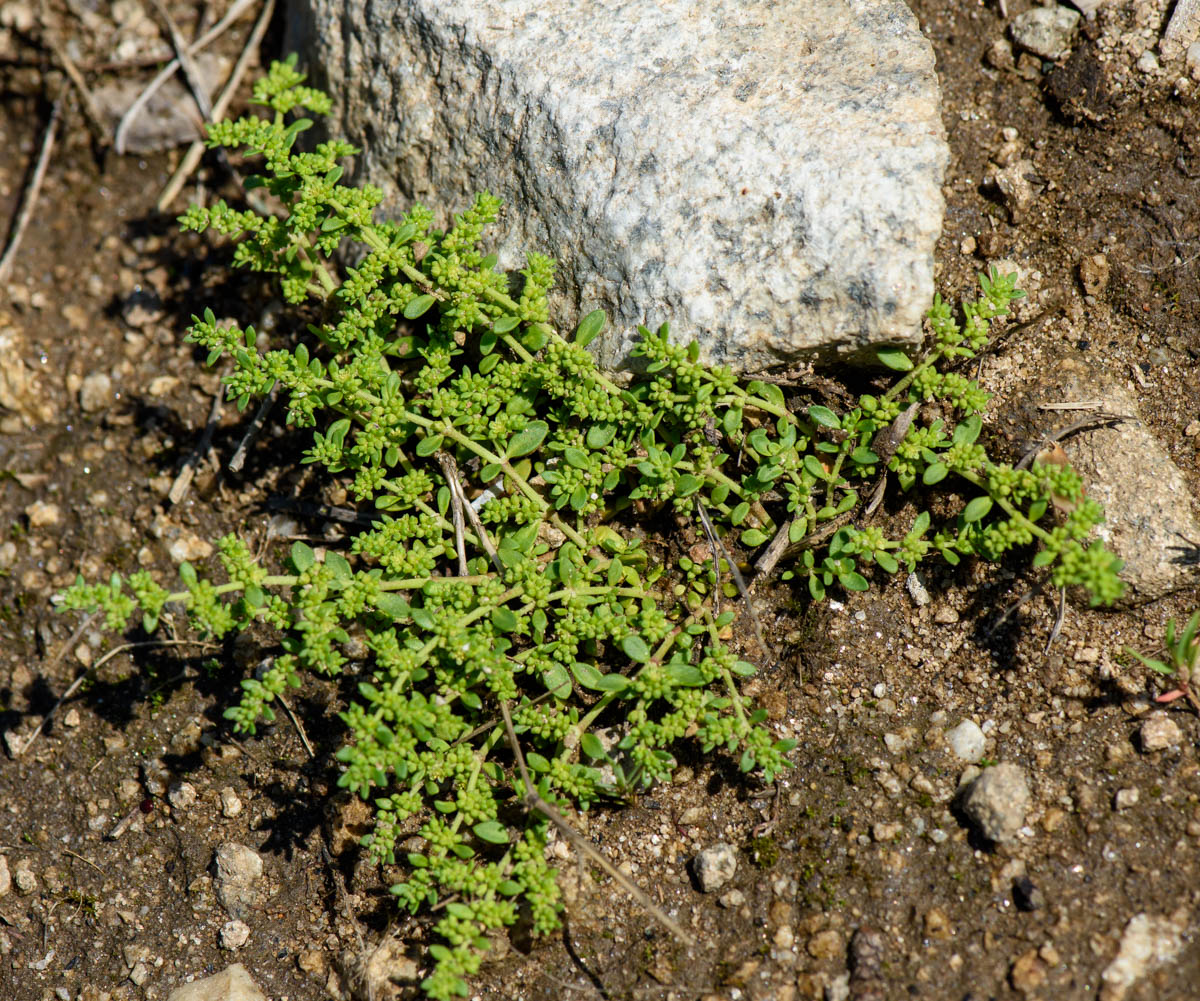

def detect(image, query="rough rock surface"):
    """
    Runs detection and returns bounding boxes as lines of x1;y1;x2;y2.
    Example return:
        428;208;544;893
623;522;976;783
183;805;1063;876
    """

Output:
165;964;268;1001
1021;355;1200;603
960;762;1031;842
287;0;948;371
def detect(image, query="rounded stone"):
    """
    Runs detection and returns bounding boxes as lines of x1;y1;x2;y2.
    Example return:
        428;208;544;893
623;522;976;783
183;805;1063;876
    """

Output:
961;763;1030;842
1139;714;1182;753
945;719;986;763
692;843;737;893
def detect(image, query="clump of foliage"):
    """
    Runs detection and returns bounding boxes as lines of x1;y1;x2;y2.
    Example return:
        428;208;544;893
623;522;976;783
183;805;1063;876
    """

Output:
59;58;1123;998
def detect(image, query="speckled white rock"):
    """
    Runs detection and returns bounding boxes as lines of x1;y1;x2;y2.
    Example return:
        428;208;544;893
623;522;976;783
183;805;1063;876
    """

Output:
692;842;738;892
288;0;948;371
166;963;268;1001
1011;5;1080;61
1100;912;1187;1001
960;763;1030;843
1139;714;1182;753
945;719;986;763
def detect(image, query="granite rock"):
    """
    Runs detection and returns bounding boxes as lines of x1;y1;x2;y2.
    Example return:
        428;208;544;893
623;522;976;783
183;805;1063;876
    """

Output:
165;964;268;1001
288;0;947;371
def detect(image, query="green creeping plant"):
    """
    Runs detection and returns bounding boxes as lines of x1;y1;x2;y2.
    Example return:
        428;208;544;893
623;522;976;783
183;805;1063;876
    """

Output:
58;56;1123;999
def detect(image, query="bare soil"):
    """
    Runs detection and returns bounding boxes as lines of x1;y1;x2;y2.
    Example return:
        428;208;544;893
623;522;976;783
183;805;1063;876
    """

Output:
2;2;1200;1000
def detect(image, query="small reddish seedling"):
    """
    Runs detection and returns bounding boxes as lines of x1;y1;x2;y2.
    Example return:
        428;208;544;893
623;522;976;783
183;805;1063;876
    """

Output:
1127;611;1200;714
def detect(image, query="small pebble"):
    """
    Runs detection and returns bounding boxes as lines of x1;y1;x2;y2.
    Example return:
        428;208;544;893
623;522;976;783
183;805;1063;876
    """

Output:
24;500;61;528
0;855;10;896
129;962;151;986
718;888;745;909
945;720;986;763
1010;4;1080;61
692;843;737;893
1010;948;1046;994
872;821;903;843
79;372;113;413
1139;715;1182;753
924;907;952;940
906;572;930;606
13;859;37;895
1136;50;1160;75
807;928;843;960
1114;787;1139;811
168;782;198;812
961;763;1030;842
1013;875;1045;911
62;708;81;728
219;787;244;819
219;920;251;950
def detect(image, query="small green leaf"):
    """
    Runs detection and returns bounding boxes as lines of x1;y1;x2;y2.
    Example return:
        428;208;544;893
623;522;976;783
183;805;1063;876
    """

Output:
580;733;607;759
675;474;703;497
575;309;606;347
875;552;899;574
877;347;914;371
290;541;316;572
922;462;948;485
621;635;651;663
730;501;751;525
962;496;993;522
403;294;435;319
838;571;870;591
803;455;827;480
473;820;510;845
541;663;571;698
325;551;352;579
572;661;605;690
741;528;768;547
491;606;518;632
415;435;443;457
808;405;841;429
507;421;548;458
586;424;616;448
563;447;590;470
493;315;520;333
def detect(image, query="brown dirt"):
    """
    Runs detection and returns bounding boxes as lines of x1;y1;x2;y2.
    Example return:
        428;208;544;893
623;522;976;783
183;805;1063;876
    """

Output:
2;2;1200;1000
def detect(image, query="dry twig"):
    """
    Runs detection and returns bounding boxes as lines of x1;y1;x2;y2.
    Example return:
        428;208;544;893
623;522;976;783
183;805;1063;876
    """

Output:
157;0;275;211
114;0;257;154
498;701;695;949
0;99;62;286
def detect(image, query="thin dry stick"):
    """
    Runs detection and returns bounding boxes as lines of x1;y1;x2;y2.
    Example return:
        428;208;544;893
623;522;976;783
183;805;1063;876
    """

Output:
169;367;228;504
158;0;275;211
0;99;62;286
1044;586;1067;654
276;694;316;758
17;637;217;757
114;0;257;154
150;0;216;122
696;500;773;664
228;380;277;472
45;37;108;143
498;701;695;949
437;454;470;575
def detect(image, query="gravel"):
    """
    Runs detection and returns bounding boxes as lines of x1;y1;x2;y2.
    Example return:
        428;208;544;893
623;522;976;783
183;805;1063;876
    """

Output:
960;763;1031;842
692;843;737;893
